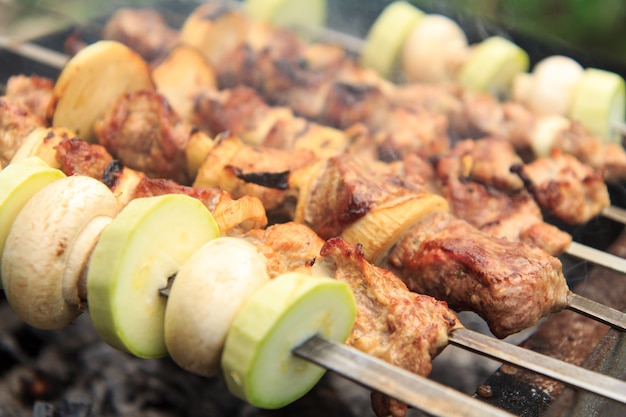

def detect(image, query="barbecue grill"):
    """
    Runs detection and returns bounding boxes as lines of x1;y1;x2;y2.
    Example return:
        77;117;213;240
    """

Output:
1;1;625;416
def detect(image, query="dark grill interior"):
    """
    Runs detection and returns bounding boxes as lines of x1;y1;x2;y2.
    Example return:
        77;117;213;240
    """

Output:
1;1;625;416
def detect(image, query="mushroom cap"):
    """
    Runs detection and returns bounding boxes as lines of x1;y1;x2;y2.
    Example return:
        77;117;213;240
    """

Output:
164;237;270;376
1;175;119;329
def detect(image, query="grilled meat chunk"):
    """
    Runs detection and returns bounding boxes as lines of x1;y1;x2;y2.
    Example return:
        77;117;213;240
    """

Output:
432;139;573;254
102;8;178;62
0;98;46;165
192;85;307;146
293;155;427;239
241;222;323;277
448;94;626;183
513;150;610;225
94;90;192;184
315;237;459;417
55;137;113;179
382;210;570;338
5;74;54;122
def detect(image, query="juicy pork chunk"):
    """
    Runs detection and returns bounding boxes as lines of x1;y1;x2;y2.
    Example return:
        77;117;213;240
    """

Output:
94;90;192;184
241;222;323;277
382;210;570;338
432;139;573;255
5;75;54;121
294;154;570;338
513;150;610;225
180;5;626;183
102;8;178;62
293;155;427;239
553;122;626;184
448;93;626;183
55;137;113;178
315;237;460;417
0;98;46;166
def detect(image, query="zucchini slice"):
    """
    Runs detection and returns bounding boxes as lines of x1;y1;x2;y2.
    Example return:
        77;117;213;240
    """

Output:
222;272;356;409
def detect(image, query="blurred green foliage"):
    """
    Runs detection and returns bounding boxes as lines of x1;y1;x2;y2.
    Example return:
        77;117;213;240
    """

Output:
410;0;626;62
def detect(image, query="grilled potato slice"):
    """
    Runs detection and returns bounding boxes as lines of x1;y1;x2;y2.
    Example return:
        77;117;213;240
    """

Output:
48;40;155;142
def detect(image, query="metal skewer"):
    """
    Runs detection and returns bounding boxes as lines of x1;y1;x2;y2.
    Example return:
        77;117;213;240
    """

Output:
448;328;626;404
565;241;626;276
567;293;626;330
293;335;516;417
602;204;626;225
0;36;68;69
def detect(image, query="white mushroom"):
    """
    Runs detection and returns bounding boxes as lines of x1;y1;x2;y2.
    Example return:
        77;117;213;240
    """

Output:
1;175;119;329
401;14;469;83
164;237;270;376
527;55;585;116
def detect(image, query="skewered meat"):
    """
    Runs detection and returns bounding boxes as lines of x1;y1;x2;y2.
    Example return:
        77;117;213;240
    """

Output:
170;5;626;183
55;136;113;178
381;210;569;338
446;94;626;183
5;75;53;121
102;8;178;63
94;90;192;184
0;98;45;166
291;154;570;337
429;138;574;254
513;150;610;225
88;83;576;257
241;222;460;417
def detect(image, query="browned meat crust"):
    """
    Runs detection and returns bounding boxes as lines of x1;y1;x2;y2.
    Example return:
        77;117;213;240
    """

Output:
431;139;573;254
191;85;307;147
5;75;54;122
102;8;178;62
448;95;626;183
383;210;570;338
513;150;610;225
55;137;113;179
0;98;46;165
241;222;323;278
132;177;229;214
94;90;192;184
316;237;459;417
295;155;426;239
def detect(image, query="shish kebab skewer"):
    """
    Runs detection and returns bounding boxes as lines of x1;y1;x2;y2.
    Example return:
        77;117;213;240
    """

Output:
4;78;625;276
21;109;626;343
2;161;552;416
52;3;626;240
2;159;626;417
166;2;626;215
4;35;624;336
7;40;625;278
6;46;626;339
4;11;626;229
